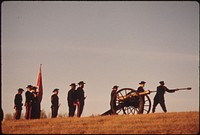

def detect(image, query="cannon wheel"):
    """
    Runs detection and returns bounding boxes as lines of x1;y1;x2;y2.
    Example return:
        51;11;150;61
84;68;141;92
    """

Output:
111;88;151;115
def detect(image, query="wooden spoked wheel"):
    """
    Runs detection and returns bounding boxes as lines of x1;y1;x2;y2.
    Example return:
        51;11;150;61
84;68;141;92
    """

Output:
111;88;151;115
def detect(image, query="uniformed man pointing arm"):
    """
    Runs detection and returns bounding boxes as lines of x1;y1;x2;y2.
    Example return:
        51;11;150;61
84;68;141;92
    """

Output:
152;81;175;113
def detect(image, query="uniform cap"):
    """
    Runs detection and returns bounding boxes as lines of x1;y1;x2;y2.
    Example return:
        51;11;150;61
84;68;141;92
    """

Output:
139;81;146;84
159;81;165;84
31;86;37;90
26;85;33;88
112;85;119;89
53;88;59;92
78;81;86;85
18;88;24;92
70;83;76;86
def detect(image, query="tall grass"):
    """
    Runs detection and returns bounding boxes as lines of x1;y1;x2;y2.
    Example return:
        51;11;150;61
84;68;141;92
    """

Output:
2;111;199;134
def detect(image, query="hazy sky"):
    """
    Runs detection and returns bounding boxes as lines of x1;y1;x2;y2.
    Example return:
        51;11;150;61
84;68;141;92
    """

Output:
2;1;199;117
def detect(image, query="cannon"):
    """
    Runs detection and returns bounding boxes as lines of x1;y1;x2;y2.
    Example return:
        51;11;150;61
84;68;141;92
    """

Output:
101;88;151;115
101;87;191;115
111;88;151;115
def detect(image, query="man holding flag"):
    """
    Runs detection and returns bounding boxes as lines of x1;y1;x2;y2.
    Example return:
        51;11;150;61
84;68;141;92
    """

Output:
36;64;43;119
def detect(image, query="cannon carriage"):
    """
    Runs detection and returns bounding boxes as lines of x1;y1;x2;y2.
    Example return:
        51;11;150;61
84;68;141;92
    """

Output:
101;87;191;116
110;88;151;115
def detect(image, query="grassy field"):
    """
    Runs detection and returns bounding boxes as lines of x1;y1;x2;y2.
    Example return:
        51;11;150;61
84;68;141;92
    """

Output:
2;111;199;134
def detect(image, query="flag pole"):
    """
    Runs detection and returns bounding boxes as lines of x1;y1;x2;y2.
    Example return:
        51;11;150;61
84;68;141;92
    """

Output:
36;64;43;118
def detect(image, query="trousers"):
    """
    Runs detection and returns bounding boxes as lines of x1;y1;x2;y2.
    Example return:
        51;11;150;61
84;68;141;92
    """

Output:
51;107;58;118
14;109;22;120
152;97;167;113
68;104;76;117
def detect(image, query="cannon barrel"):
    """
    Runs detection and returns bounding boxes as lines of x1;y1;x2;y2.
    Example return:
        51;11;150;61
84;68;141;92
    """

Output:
117;90;150;101
150;87;192;93
169;87;192;91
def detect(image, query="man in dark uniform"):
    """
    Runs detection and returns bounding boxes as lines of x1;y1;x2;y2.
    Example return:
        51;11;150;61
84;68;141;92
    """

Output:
152;81;175;113
51;88;59;118
137;81;146;114
67;83;77;117
14;88;24;120
76;81;86;117
110;85;119;114
25;85;33;119
30;86;40;119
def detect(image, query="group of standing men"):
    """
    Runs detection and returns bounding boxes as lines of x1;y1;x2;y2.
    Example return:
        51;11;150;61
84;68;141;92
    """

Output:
14;85;40;120
14;81;86;120
67;81;86;117
14;80;174;119
51;81;86;118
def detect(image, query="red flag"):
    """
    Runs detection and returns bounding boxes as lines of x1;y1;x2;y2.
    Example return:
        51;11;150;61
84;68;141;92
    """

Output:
36;64;43;103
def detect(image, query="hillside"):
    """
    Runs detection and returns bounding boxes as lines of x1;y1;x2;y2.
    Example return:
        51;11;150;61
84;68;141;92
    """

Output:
2;111;199;134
